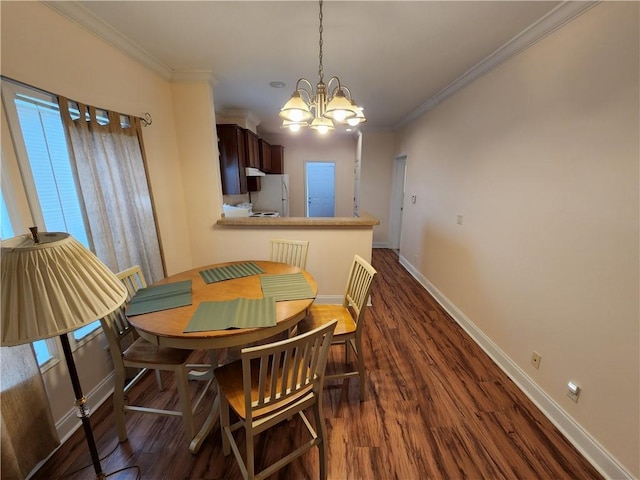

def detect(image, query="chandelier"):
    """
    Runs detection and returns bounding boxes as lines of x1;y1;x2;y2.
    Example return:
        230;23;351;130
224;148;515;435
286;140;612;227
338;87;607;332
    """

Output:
279;0;366;134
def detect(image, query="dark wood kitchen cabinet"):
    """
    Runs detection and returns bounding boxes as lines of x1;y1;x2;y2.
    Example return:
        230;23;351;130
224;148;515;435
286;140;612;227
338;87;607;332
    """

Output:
245;130;260;169
216;124;247;195
269;144;284;174
259;138;271;172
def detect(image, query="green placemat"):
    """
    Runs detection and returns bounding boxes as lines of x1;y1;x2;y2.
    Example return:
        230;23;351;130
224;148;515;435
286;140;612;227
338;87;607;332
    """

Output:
127;280;192;316
260;272;316;302
184;297;276;332
199;262;265;284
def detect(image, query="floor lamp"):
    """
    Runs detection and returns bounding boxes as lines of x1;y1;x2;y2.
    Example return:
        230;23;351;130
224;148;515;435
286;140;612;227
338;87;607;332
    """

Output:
1;229;127;480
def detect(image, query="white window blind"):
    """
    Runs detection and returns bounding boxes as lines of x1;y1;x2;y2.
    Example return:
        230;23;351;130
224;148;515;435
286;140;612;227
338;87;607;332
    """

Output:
13;93;89;247
2;80;99;345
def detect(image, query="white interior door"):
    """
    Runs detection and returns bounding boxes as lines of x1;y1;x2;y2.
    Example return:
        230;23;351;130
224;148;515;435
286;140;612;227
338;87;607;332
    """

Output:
306;162;335;217
388;155;407;250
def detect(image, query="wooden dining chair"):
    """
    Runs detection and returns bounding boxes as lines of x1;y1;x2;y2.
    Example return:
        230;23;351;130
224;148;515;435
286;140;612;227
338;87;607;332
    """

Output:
100;266;207;444
215;319;337;480
116;266;162;390
297;254;377;401
269;238;309;269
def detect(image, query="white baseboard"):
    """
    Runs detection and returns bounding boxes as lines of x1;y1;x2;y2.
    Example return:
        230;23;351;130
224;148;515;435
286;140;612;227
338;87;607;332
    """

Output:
398;254;633;480
27;372;116;480
373;242;390;249
314;294;346;305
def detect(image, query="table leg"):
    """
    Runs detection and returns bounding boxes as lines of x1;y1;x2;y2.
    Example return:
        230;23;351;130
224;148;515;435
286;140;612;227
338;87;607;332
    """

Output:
187;350;218;381
189;349;221;454
189;395;220;454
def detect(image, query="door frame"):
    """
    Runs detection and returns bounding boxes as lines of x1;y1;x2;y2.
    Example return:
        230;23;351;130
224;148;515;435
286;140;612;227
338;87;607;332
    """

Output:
388;155;407;250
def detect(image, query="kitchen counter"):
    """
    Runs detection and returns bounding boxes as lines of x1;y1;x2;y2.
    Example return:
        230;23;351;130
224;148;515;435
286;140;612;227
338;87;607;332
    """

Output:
216;211;379;227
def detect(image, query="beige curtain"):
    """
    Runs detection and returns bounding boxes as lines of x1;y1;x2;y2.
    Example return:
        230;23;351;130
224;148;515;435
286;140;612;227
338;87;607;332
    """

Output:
59;97;164;283
1;345;59;479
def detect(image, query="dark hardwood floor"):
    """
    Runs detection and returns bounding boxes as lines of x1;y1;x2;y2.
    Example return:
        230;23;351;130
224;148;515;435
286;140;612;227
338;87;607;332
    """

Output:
32;249;603;480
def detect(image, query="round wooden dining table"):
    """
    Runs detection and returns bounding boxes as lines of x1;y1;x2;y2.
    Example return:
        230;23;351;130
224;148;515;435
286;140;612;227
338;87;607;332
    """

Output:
126;260;317;453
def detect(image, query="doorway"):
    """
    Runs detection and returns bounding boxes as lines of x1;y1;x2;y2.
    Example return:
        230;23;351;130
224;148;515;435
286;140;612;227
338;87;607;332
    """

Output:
306;162;335;217
388;155;407;251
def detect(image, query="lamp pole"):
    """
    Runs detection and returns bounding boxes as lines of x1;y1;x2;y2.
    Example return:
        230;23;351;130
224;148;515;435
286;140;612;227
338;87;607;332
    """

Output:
59;334;106;479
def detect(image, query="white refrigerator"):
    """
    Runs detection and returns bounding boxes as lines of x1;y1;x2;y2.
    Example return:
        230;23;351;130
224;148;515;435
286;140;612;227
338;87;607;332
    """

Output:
252;174;289;216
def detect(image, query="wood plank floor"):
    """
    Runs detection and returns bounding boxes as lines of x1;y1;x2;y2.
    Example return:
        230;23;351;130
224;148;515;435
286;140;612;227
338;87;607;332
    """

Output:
32;249;603;480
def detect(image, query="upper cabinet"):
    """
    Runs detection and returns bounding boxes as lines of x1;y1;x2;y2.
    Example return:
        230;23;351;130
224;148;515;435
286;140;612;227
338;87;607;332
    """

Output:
245;130;260;169
259;140;284;174
259;138;271;173
269;145;284;174
217;124;286;194
217;124;247;195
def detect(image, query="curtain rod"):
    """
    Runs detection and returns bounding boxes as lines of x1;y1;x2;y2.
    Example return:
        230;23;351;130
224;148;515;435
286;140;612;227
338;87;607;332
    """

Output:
1;75;152;127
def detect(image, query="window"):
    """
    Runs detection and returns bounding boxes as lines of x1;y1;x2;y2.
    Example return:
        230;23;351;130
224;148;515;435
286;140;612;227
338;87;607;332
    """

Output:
1;190;55;365
1;190;13;240
2;80;100;346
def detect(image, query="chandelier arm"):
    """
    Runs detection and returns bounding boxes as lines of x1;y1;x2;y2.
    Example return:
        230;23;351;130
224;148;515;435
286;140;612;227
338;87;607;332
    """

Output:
294;79;315;107
326;78;356;102
338;84;353;101
295;78;315;95
325;76;343;100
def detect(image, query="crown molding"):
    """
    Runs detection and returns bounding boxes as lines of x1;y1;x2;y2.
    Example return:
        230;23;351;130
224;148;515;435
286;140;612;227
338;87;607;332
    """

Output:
395;0;600;130
216;109;262;127
45;1;217;85
44;1;174;80
171;70;218;86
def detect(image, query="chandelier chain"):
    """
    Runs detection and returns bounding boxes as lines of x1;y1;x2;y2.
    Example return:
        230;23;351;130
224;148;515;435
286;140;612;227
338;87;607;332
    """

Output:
318;0;324;83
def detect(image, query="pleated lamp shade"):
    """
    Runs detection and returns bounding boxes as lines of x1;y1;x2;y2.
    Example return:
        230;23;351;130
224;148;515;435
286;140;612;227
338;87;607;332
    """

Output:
1;232;127;346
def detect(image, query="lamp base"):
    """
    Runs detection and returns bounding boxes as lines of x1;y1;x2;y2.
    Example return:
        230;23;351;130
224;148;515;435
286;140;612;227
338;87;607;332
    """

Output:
60;334;105;479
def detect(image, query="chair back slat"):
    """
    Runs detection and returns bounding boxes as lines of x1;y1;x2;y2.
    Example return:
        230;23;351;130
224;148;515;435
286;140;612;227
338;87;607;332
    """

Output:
242;320;337;420
118;265;147;302
343;255;377;326
100;266;148;358
270;239;309;269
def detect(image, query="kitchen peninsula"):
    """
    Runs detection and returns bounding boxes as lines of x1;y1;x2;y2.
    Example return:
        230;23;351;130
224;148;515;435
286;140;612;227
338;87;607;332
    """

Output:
217;211;379;227
214;212;379;303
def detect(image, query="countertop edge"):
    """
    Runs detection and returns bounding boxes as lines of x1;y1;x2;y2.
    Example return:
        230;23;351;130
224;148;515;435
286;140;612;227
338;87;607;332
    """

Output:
216;211;380;227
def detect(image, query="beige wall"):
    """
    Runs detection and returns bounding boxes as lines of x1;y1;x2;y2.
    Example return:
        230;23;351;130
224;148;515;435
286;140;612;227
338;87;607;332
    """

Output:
263;133;357;217
359;131;396;245
395;3;638;476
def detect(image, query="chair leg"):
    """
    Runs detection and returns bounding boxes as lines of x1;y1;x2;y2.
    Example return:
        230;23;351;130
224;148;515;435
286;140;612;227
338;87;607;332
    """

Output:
219;394;231;456
175;367;195;440
313;398;328;480
245;427;255;480
353;337;366;401
113;371;128;442
155;369;164;391
343;338;351;364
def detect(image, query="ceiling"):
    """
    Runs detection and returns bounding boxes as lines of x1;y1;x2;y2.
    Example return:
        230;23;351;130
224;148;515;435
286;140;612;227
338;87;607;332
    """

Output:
50;1;575;136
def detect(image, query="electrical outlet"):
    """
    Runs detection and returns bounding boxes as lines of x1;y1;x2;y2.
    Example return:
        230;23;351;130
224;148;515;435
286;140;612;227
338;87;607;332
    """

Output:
531;351;542;369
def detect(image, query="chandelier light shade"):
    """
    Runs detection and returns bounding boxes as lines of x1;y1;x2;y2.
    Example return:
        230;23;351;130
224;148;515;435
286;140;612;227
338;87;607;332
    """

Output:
279;0;366;134
1;229;127;479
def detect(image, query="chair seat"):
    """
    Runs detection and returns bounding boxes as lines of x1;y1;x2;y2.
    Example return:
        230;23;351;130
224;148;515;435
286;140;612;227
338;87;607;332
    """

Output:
123;337;193;366
298;304;356;337
215;359;314;420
